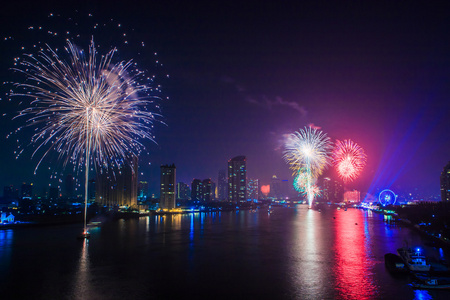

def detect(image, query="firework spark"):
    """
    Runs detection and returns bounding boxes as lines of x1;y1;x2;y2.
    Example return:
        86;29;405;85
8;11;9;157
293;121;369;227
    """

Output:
13;39;160;170
332;139;367;183
284;126;332;207
13;39;161;232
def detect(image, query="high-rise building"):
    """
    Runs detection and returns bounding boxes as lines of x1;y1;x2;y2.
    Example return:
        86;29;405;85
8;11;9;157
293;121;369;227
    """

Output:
321;177;332;202
202;179;214;202
333;180;344;202
191;179;203;201
217;169;227;201
177;182;191;200
228;156;247;203
138;181;149;202
270;175;281;200
441;161;450;202
320;177;344;203
344;190;360;203
247;178;259;201
96;158;138;208
160;164;176;209
21;183;33;199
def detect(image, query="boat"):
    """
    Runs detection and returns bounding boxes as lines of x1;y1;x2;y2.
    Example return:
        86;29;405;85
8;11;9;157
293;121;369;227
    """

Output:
384;253;408;273
397;247;431;272
77;230;91;239
412;275;450;289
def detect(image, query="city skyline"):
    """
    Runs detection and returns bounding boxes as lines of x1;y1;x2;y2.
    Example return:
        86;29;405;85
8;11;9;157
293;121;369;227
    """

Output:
0;1;449;199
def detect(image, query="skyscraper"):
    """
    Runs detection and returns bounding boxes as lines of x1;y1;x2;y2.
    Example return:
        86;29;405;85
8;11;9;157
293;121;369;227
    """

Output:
138;181;149;202
191;179;203;201
270;175;281;200
441;161;450;202
217;169;227;201
247;178;259;201
96;158;138;208
228;156;247;203
160;164;176;209
177;182;191;200
202;179;214;202
319;177;344;203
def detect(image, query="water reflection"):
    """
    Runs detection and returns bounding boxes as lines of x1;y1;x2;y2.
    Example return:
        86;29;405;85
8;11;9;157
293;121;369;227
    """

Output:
333;209;377;299
0;230;13;271
72;239;96;299
414;289;433;300
290;208;329;299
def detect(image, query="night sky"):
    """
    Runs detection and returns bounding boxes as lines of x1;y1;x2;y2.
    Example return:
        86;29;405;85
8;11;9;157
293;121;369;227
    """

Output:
0;1;449;198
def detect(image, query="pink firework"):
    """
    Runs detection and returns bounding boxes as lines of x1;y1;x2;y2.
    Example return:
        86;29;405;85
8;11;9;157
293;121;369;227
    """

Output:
332;139;367;183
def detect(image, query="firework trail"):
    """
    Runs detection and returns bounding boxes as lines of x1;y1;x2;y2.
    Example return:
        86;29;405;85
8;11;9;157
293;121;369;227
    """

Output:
332;139;367;183
284;126;332;207
13;39;161;233
294;171;322;198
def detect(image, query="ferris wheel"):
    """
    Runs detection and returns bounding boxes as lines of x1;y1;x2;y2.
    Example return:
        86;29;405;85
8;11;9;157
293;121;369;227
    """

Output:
378;189;397;206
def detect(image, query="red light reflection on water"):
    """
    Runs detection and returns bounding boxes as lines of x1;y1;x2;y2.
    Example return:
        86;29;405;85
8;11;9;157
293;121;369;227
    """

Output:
333;209;378;299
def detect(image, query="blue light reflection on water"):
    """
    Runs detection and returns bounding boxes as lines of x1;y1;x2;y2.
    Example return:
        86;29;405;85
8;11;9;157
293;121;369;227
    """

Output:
2;208;450;299
0;229;13;272
414;289;433;300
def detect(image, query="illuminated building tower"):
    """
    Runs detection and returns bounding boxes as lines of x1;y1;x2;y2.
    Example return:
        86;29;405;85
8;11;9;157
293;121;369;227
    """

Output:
217;169;227;201
228;156;247;203
333;180;344;202
320;177;344;203
96;157;138;208
191;179;203;201
21;183;33;199
202;179;214;202
321;177;332;202
211;181;216;200
160;164;176;209
441;161;450;202
343;190;361;203
270;175;281;200
138;181;149;202
247;178;259;201
177;182;191;200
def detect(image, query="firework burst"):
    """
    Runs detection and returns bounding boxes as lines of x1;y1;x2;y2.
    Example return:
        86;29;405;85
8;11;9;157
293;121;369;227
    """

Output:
12;39;162;233
13;39;160;170
332;139;367;183
284;126;332;207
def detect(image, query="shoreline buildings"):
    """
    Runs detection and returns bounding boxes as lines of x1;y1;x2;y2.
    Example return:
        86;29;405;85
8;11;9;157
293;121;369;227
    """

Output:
160;164;176;209
96;158;138;208
441;161;450;202
228;156;246;203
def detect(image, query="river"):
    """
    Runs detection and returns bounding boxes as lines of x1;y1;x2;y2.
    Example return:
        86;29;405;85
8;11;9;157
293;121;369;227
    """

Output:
1;206;449;299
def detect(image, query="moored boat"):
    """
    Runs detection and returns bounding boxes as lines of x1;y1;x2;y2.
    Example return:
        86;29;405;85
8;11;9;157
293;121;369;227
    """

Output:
77;230;91;239
385;253;408;273
412;276;450;289
397;247;431;272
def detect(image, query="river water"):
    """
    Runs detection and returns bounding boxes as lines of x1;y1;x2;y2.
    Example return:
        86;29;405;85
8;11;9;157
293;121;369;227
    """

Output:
1;206;449;299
